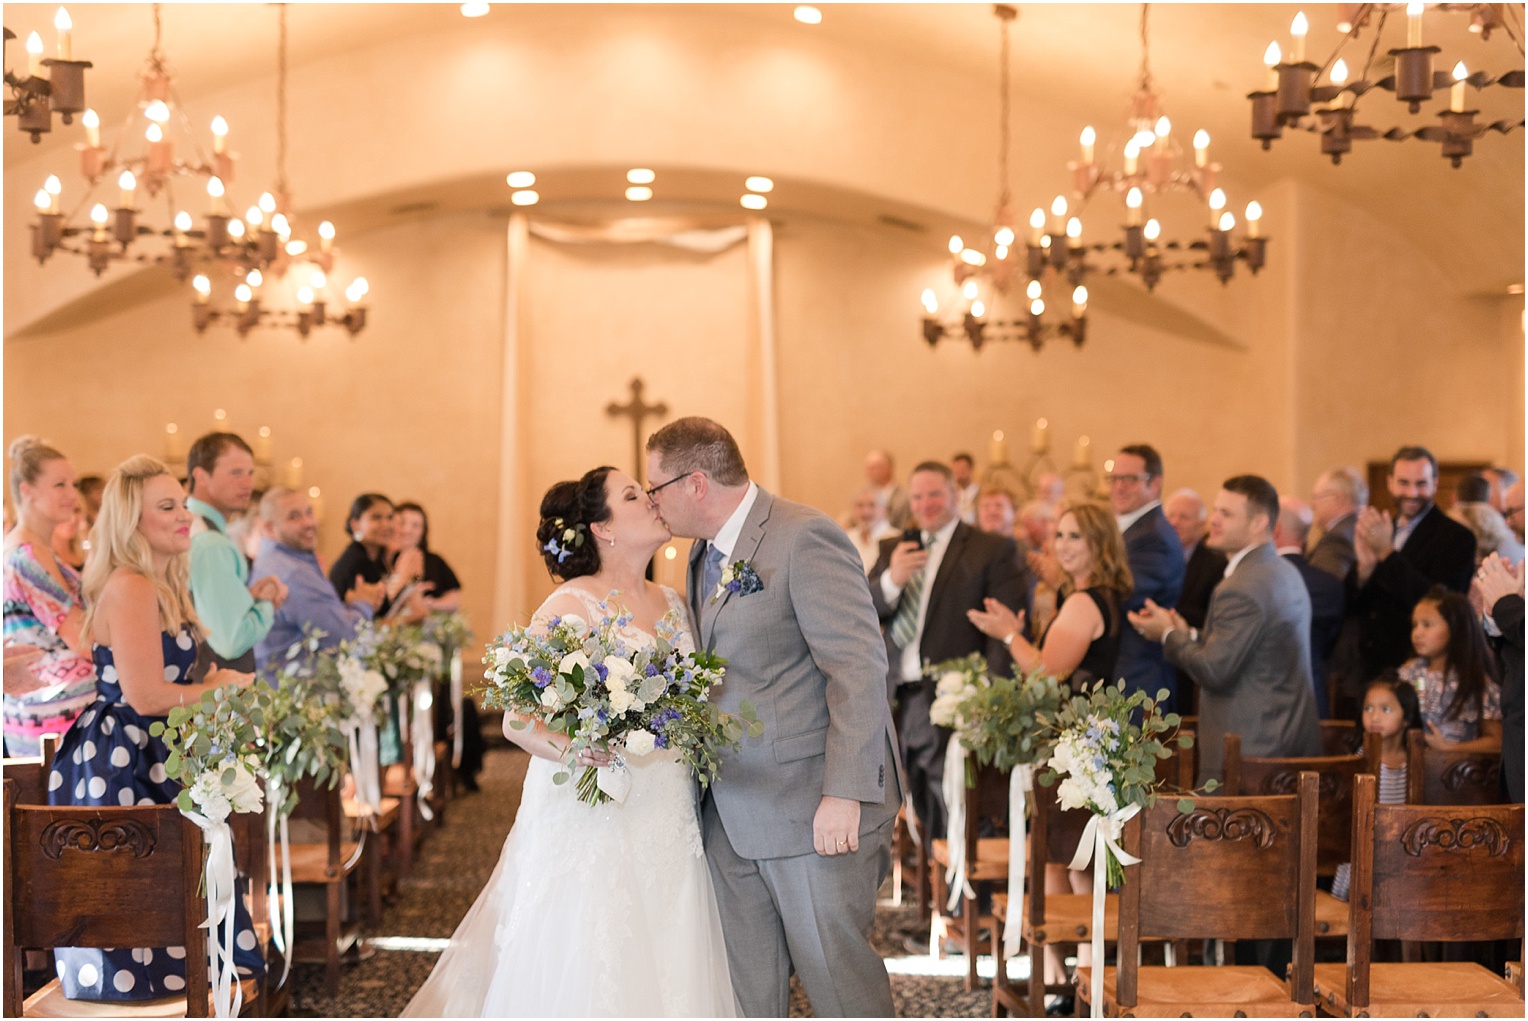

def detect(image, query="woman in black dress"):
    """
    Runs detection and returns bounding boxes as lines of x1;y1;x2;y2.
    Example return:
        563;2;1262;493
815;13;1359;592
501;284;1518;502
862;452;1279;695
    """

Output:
329;493;426;623
967;501;1132;685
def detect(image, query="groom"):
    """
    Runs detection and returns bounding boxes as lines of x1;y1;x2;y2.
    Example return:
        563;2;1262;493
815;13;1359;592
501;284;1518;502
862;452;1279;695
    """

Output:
646;418;900;1018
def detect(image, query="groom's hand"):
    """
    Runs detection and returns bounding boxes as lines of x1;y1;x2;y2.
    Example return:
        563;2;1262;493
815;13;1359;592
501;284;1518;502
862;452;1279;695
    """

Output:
813;795;861;856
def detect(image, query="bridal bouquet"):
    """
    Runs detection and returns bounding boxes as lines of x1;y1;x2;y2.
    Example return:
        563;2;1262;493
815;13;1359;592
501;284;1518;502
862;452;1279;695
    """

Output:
480;601;763;806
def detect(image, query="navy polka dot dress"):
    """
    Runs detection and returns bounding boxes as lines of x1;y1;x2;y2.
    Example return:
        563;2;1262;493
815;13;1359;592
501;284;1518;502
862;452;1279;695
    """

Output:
47;626;266;1001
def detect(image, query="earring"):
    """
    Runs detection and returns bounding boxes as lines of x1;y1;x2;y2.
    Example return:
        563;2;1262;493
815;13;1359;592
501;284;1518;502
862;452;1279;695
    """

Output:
353;532;363;542
608;537;616;547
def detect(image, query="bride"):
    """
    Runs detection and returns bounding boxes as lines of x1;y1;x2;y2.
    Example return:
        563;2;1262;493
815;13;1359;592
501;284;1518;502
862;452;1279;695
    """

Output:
403;467;739;1017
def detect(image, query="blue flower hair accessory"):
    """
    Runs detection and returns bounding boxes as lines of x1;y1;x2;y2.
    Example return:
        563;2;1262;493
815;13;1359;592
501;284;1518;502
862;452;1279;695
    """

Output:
543;517;587;564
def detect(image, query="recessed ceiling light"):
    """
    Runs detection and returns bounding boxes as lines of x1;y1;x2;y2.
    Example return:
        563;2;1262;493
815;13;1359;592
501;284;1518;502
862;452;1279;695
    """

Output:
626;186;653;201
794;5;822;25
460;3;490;17
511;190;539;206
506;171;536;188
626;168;656;185
740;194;768;210
745;176;774;193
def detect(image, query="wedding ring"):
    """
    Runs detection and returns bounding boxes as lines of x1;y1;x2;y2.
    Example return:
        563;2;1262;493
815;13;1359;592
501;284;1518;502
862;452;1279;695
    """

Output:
836;839;846;848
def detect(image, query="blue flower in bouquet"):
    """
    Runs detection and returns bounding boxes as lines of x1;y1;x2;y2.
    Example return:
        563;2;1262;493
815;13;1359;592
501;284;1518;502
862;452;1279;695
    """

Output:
711;559;764;604
531;665;553;688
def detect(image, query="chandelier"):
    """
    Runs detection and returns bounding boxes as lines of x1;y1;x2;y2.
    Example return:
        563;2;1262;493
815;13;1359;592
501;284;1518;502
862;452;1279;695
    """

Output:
3;10;91;143
188;5;368;339
920;5;1089;351
1250;3;1525;166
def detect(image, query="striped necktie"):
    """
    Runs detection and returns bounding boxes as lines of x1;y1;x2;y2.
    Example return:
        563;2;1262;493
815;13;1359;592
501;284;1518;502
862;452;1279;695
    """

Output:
888;533;929;649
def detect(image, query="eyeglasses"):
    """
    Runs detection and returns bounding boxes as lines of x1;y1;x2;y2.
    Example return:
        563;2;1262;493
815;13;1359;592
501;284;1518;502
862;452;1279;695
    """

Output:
1104;473;1153;486
645;471;700;498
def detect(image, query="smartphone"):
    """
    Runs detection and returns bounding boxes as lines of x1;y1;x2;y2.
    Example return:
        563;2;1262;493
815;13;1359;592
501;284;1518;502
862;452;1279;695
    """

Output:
901;527;924;550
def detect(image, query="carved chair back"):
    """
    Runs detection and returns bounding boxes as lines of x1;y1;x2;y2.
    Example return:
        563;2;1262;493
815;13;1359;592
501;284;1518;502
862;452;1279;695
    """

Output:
1;734;60;807
1405;729;1503;805
1114;773;1318;1008
1344;772;1525;1007
958;761;1012;865
2;779;211;1017
1321;719;1363;756
1222;732;1366;875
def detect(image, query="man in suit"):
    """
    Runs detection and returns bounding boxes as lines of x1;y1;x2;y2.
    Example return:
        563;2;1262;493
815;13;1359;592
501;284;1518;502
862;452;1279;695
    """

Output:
1275;497;1345;719
1475;553;1524;802
1109;444;1185;711
869;461;1027;845
1164;488;1225;716
1307;466;1367;581
1350;446;1477;679
865;448;912;530
1130;475;1322;782
952;451;980;524
1504;478;1525;544
647;418;900;1018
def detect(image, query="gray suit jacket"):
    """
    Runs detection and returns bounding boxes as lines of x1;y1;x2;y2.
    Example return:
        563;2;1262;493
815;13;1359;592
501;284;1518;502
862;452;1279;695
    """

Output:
1307;512;1357;581
691;488;901;860
1163;543;1322;781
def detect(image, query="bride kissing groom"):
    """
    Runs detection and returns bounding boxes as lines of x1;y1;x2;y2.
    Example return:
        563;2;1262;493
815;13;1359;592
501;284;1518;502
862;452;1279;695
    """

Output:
405;416;901;1018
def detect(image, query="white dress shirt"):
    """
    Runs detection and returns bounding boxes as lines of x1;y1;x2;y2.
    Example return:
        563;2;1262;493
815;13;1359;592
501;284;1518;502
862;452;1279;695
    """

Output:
1116;499;1162;535
709;482;760;562
880;515;961;680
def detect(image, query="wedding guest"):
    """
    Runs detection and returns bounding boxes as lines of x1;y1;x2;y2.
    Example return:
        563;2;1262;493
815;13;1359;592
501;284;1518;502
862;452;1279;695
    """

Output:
1475;554;1524;801
390;500;484;791
1401;586;1502;753
1504;479;1526;543
869;461;1026;845
330;493;426;622
864;449;911;530
1330;675;1418;901
1307;466;1366;580
951;452;979;524
1110;444;1185;712
1131;475;1321;780
1449;474;1524;566
48;454;264;1001
975;485;1017;538
253;488;385;669
1035;471;1065;514
844;487;898;574
391;501;461;613
76;474;104;530
2;437;95;755
1164;488;1226;632
186;433;285;672
1016;499;1056;559
1275;497;1345;718
1350;446;1476;679
50;505;86;570
1483;467;1520;515
1015;499;1060;636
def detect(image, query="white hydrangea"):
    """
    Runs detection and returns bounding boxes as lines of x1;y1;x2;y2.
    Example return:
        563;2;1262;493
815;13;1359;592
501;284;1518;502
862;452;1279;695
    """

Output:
624;729;657;757
188;771;232;823
338;657;388;719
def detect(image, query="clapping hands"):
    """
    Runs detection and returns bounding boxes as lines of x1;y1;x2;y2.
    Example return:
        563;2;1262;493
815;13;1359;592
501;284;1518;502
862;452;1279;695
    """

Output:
1128;598;1185;643
249;574;289;611
1353;506;1394;585
1473;553;1525;613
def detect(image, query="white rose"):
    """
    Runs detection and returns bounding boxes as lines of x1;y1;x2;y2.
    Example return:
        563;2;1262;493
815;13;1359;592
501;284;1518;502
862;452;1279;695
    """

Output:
936;671;968;697
603;658;637;692
491;646;511;669
540;686;565;711
559;651;592;680
608;688;636;715
624;729;657;757
226;763;264;815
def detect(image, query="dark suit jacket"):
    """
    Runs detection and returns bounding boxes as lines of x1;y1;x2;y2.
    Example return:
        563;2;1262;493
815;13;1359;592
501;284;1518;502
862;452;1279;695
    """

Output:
1165;543;1322;780
1117;505;1185;709
1179;541;1227;630
1307;512;1357;581
1283;551;1345;718
869;521;1028;694
1491;594;1524;803
1347;504;1477;678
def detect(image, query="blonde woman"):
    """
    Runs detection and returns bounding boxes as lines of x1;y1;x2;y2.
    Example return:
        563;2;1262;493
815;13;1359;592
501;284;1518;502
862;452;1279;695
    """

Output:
2;436;96;755
968;501;1133;685
47;456;265;1002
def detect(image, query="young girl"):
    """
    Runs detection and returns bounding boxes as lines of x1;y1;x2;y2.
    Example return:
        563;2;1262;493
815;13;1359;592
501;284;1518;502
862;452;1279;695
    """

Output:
1331;674;1420;901
1400;586;1503;753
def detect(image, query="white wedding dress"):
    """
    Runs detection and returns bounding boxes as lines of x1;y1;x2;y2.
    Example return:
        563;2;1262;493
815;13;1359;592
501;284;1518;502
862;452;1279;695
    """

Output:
402;584;739;1018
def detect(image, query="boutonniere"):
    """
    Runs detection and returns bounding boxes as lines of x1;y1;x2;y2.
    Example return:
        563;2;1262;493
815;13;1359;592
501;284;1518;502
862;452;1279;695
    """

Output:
711;560;764;605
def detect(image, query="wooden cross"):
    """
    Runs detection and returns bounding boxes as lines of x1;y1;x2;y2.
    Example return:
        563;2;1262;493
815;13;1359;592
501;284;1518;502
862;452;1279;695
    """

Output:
606;376;669;481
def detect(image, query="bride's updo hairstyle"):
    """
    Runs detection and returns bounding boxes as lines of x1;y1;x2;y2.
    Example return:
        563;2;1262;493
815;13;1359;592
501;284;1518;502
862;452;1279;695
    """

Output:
536;466;616;581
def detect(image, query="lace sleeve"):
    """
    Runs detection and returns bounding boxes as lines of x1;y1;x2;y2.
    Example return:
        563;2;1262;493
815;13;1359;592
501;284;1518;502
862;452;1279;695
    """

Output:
529;585;604;633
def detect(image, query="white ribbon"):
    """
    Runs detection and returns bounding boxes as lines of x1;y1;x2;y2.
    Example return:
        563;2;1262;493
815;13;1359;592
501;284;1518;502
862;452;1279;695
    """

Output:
1068;804;1142;1020
264;782;294;986
346;718;382;819
596;757;632;804
411;680;436;822
940;738;975;912
449;650;464;770
182;809;243;1019
1002;764;1033;960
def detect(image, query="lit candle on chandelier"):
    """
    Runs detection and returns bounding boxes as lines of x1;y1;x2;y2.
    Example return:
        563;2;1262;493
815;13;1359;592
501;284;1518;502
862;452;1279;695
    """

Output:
164;423;184;462
193;275;211;304
89;202;108;241
1263;41;1281;90
25;32;44;79
207;176;227;215
318;220;336;254
921;288;939;316
1073;435;1092;469
43;175;61;214
211;116;229;155
990;430;1009;467
1245;201;1263;239
82;108;100;148
1450;61;1468;111
1071;285;1088;320
54;7;73;60
1193;129;1210;168
1406;2;1424;48
1028;208;1045;246
285;457;304;489
1208;187;1227;228
1049;195;1067;237
1125;187;1144;226
173;211;192;247
145;122;174;174
1032;418;1050;454
1289;11;1308;64
255;426;273;463
1079;125;1096;165
1123;139;1141;177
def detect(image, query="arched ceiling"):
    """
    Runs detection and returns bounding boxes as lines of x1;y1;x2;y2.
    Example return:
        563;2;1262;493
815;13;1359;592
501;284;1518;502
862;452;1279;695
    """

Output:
4;2;1522;335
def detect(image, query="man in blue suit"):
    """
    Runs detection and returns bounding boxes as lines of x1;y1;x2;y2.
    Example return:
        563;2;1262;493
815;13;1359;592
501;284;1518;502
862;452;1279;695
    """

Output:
1109;444;1185;712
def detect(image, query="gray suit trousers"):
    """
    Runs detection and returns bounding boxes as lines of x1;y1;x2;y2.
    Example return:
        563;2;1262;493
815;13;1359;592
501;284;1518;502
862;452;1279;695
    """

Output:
703;796;895;1018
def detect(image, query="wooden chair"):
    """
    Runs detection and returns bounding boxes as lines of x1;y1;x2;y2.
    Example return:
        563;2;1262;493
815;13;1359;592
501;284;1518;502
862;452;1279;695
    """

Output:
287;776;366;998
1312;773;1525;1017
228;811;289;1018
1222;732;1371;939
4;779;217;1017
1076;773;1319;1017
1320;718;1363;757
929;760;1010;991
1;734;60;807
1405;729;1503;805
